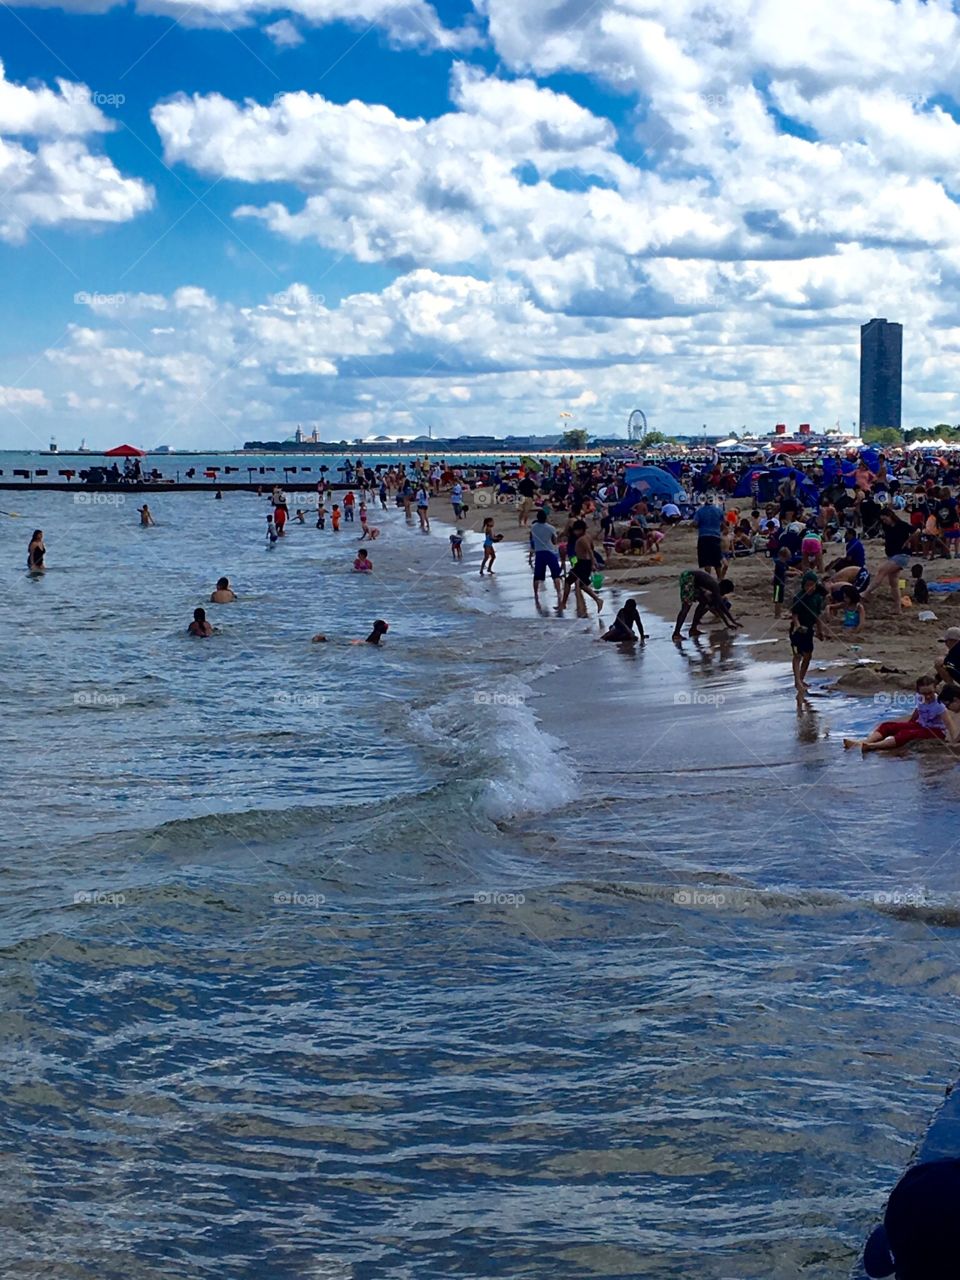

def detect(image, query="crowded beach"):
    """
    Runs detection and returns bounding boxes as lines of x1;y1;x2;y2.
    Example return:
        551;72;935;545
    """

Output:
28;443;960;752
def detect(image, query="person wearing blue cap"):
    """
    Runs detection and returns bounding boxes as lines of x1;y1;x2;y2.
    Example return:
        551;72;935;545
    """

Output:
864;1158;960;1277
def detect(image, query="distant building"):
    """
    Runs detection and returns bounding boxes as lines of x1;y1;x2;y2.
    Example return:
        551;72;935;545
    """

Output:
860;318;902;431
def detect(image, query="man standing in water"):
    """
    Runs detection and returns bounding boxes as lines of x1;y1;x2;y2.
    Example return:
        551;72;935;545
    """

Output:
138;504;155;527
560;520;603;613
529;510;563;604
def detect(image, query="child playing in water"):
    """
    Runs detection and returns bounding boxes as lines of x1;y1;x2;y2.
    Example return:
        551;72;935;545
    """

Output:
844;676;960;751
480;518;500;575
450;529;464;561
331;504;341;531
789;572;826;693
316;503;327;530
188;607;213;637
601;598;645;643
366;619;389;645
353;549;372;572
358;502;368;536
265;515;278;545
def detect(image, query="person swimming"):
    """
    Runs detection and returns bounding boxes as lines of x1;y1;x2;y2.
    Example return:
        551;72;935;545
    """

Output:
354;550;373;572
210;576;236;603
27;529;45;573
601;598;645;643
188;607;213;637
366;620;389;645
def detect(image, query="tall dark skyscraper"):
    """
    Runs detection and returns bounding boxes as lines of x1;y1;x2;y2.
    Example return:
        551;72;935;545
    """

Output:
859;318;902;431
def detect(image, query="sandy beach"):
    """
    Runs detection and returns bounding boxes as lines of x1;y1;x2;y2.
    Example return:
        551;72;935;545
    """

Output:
449;493;960;695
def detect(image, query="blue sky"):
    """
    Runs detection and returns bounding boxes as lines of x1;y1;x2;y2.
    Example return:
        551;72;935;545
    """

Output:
1;0;959;448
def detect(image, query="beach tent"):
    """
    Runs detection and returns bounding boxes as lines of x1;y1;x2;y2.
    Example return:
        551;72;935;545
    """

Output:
623;465;684;497
104;444;146;457
610;465;684;516
733;465;819;507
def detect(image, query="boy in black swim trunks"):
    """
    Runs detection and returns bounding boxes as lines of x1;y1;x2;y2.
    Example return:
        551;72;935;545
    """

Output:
790;572;826;693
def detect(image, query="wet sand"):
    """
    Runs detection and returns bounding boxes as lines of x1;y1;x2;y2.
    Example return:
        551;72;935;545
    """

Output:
449;494;960;695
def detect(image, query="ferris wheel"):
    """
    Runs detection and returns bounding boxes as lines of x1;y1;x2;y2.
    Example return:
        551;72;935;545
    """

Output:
627;409;648;443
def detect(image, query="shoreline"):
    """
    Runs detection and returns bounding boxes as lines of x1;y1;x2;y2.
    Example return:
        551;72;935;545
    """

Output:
441;494;959;697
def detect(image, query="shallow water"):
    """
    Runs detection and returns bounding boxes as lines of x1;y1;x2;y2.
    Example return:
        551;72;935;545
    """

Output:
1;490;958;1278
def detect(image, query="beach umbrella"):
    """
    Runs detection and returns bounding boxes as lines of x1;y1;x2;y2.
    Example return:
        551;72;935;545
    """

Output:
767;442;807;455
104;444;146;457
520;456;542;472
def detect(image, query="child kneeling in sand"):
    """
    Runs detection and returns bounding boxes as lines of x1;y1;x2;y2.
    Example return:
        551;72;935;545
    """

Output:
844;677;960;752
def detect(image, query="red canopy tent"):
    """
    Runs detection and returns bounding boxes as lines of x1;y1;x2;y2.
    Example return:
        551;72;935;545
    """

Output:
768;442;808;455
104;444;146;457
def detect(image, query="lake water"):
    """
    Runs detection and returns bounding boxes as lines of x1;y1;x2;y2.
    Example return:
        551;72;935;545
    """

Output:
1;487;958;1278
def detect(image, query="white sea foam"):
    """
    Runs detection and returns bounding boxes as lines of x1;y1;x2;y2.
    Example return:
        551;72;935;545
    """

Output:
411;674;578;822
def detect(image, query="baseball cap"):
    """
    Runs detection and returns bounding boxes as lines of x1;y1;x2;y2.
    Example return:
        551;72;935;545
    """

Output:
941;628;960;644
864;1159;960;1278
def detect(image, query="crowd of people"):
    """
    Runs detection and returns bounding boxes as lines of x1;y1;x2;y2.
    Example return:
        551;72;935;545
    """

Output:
33;442;960;754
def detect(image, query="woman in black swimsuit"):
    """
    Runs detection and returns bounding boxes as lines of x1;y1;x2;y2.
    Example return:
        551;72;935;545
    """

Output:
27;530;45;573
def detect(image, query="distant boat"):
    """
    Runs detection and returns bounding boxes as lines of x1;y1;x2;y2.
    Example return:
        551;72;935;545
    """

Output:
77;438;90;453
47;438;58;454
153;444;171;454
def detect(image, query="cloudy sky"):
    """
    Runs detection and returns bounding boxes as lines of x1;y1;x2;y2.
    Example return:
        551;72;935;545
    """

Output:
0;0;959;449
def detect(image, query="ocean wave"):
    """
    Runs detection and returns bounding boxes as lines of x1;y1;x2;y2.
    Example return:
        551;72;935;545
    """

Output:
410;674;578;822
